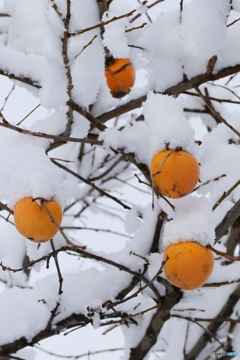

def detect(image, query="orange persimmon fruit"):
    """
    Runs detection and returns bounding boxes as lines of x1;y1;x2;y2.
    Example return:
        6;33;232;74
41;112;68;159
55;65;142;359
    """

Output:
105;58;135;98
14;197;62;243
163;241;214;290
150;149;200;198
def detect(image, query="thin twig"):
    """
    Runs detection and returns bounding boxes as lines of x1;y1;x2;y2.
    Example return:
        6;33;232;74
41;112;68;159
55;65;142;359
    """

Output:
163;284;240;359
215;199;240;243
213;180;240;211
180;0;184;23
67;100;107;132
172;315;227;351
0;116;102;145
50;239;63;295
227;17;240;27
16;104;41;126
100;303;161;327
89;155;124;182
103;259;166;310
183;90;240;105
192;174;226;192
225;73;238;86
61;0;73;137
116;177;150;194
34;346;123;359
207;244;240;262
0;84;15;112
152;149;177;177
194;87;240;137
136;0;152;23
183;321;190;358
71;9;136;36
51;159;131;210
203;278;240;287
0;245;161;301
62;226;132;238
0;201;12;214
126;22;147;32
210;82;240;101
50;0;63;18
75;35;98;59
150;211;167;253
130;0;165;23
46;301;61;331
40;199;86;250
134;173;151;188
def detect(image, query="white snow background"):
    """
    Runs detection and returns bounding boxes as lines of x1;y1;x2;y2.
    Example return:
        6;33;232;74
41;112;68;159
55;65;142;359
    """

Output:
0;0;240;359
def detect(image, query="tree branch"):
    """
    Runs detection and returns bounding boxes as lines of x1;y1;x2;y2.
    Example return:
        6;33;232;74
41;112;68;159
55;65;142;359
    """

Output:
150;211;167;253
215;199;240;243
70;9;136;36
129;282;182;360
194;86;240;137
185;284;240;360
68;100;107;132
0;118;102;146
51;159;131;210
97;63;240;123
0;312;91;356
0;68;41;88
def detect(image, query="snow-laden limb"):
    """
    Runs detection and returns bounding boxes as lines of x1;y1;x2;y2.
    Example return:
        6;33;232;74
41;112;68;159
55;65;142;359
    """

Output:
185;284;240;360
0;252;136;354
162;197;215;248
215;199;240;244
129;282;182;360
0;45;41;88
96;62;240;123
102;10;130;58
0;201;162;354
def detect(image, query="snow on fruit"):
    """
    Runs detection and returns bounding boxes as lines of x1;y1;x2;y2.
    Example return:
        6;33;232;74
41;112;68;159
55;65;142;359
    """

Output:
163;241;214;290
150;149;200;199
105;57;135;98
14;197;62;243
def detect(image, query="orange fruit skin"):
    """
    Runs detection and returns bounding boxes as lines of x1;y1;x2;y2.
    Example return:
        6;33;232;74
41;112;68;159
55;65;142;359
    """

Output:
14;197;62;243
105;58;135;98
151;150;200;199
163;241;214;290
